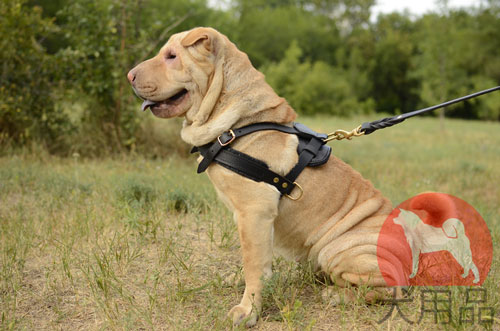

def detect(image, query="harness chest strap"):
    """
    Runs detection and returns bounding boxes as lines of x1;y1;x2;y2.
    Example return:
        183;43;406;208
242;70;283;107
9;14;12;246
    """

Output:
191;122;331;200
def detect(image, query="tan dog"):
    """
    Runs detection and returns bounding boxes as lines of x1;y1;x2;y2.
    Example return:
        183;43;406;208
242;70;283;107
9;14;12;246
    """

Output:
128;27;394;327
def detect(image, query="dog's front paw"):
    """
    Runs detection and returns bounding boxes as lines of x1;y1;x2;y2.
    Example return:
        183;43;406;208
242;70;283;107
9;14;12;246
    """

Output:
228;304;257;327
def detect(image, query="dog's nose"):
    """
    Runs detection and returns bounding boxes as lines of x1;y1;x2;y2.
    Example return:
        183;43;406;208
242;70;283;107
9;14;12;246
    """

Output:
127;70;136;83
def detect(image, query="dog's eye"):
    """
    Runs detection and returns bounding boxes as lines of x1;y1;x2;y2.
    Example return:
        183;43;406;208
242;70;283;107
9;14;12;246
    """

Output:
166;52;176;60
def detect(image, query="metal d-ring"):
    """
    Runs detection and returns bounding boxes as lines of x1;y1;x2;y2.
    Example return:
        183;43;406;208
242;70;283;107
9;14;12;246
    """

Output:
217;129;236;146
285;182;303;201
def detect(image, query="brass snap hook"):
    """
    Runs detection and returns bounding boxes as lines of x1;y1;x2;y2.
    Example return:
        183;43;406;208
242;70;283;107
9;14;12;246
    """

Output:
324;125;364;142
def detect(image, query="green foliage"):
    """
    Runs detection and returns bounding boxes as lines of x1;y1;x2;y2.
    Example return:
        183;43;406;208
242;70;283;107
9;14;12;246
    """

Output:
411;7;500;120
471;76;500;120
263;41;374;115
233;2;340;67
412;13;467;111
56;0;139;152
52;0;220;155
371;13;419;113
116;176;158;207
1;0;500;155
0;0;72;148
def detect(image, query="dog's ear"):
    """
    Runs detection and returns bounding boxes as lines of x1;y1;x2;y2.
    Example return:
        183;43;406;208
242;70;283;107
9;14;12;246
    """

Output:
181;27;217;53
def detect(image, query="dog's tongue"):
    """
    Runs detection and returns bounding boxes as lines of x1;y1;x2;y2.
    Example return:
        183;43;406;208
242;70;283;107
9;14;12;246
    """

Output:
141;99;157;111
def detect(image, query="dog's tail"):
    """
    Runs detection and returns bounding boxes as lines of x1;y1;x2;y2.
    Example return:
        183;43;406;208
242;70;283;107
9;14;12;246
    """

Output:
441;218;465;239
409;192;458;227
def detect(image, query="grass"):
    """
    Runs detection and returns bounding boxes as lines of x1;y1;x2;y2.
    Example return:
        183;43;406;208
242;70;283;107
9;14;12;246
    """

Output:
0;115;499;330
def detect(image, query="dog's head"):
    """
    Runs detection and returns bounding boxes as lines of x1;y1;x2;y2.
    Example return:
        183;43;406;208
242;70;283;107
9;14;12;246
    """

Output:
127;27;224;119
128;27;296;146
393;209;421;229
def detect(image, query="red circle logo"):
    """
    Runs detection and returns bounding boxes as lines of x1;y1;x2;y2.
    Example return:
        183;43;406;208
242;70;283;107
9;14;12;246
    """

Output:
377;192;492;286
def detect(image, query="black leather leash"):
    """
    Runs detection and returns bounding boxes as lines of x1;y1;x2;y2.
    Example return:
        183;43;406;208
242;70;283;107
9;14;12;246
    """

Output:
325;86;500;141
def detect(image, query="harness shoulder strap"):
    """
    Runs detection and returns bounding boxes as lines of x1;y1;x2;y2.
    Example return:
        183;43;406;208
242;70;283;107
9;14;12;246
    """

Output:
205;146;296;195
192;122;301;173
286;137;324;182
191;122;330;199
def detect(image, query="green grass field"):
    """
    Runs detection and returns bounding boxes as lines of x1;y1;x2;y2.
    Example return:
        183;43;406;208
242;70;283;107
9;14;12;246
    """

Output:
1;115;499;330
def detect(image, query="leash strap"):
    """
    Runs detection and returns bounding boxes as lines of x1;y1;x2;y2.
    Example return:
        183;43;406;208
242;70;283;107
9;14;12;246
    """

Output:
360;86;500;135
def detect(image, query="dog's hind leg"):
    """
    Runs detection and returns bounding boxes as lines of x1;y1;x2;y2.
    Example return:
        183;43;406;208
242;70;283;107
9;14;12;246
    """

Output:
451;249;480;283
471;263;480;283
410;248;420;278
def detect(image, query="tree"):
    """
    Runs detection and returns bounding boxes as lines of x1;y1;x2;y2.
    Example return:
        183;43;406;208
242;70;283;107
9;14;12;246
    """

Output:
55;0;219;154
371;13;419;113
233;2;340;67
263;41;373;115
302;0;375;31
0;0;70;148
411;11;466;122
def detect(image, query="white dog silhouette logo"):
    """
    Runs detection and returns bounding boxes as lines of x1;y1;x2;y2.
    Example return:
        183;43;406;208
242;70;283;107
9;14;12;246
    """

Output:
377;193;492;286
393;208;480;283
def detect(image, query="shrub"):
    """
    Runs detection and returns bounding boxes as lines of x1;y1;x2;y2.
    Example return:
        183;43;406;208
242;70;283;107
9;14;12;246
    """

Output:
262;41;373;116
0;0;72;148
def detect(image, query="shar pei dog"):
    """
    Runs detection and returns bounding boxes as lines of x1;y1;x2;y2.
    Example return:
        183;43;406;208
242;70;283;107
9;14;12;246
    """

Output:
128;27;400;326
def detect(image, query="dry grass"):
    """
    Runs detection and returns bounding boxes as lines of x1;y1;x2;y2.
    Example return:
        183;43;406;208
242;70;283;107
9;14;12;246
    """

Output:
1;115;499;330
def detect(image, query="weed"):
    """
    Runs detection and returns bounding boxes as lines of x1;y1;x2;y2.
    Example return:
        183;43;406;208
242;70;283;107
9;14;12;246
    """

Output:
116;176;157;207
0;116;499;329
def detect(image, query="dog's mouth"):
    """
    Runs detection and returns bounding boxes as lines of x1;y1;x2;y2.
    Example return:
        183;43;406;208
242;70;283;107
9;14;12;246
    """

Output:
141;89;189;112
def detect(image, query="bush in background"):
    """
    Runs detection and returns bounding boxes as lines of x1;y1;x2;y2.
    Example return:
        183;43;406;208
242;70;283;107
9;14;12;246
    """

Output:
263;41;374;116
1;0;499;157
0;0;72;150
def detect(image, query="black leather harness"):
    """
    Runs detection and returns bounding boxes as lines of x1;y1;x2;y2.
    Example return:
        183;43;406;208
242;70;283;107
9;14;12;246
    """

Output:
191;122;331;200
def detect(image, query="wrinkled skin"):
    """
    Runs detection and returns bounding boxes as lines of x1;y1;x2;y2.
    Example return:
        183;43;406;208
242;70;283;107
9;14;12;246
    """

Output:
128;27;400;327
